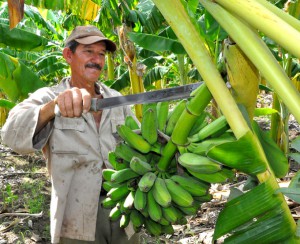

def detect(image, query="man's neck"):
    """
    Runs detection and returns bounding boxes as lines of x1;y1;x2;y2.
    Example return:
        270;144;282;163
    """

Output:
69;78;98;97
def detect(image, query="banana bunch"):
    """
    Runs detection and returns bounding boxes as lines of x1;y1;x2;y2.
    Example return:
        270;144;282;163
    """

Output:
101;102;236;236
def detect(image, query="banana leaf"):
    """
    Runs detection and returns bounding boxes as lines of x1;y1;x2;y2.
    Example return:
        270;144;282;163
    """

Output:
0;99;15;109
0;52;45;102
128;32;186;54
252;121;289;178
0;23;49;51
207;131;267;175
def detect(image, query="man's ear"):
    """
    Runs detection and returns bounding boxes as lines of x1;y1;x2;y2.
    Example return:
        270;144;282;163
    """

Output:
63;47;73;64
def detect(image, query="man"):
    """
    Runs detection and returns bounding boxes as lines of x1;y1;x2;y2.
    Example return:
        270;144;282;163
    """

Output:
1;25;139;244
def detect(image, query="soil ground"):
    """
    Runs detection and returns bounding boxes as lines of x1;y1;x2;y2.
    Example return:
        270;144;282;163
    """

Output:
0;94;299;244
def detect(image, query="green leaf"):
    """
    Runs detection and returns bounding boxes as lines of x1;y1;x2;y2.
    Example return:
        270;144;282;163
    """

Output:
0;99;15;109
289;153;300;164
128;32;186;54
275;188;300;203
252;121;289;178
144;66;169;88
291;136;300;152
0;23;49;51
214;178;283;239
254;108;278;116
207;131;267;175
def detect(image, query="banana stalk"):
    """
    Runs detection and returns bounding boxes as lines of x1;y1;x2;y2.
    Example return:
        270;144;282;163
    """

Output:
200;0;300;125
106;52;114;81
214;0;300;59
118;24;144;121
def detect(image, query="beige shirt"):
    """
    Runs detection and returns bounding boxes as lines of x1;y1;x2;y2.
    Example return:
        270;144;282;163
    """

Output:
1;78;136;243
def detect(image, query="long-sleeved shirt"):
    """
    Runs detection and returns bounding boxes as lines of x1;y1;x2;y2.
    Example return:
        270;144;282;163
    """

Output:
1;78;136;243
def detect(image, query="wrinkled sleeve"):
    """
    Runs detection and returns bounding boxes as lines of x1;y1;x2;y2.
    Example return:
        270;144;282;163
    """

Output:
1;87;55;154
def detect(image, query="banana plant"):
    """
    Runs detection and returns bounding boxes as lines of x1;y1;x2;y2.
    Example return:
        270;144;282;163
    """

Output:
151;0;300;242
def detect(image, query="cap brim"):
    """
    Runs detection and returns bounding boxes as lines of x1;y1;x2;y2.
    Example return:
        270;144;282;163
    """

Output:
75;36;117;52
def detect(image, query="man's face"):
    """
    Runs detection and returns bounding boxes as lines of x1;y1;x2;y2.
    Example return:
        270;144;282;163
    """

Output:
65;41;107;84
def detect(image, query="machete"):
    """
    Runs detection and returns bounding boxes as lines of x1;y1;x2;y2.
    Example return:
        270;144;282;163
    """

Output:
55;82;201;115
90;82;201;111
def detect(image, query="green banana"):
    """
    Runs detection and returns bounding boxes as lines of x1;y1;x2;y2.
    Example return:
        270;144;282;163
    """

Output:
134;188;147;211
147;188;162;222
114;142;147;163
178;153;222;173
120;214;130;228
170;174;209;197
161;224;174;235
152;177;172;207
123;191;135;210
107;183;130;202
130;209;144;231
109;205;122;221
125;115;140;130
188;115;229;142
130;156;153;175
162;205;178;223
165;178;194;207
188;168;235;183
165;99;187;136
102;181;122;192
102;168;116;181
187;132;236;156
141;108;158;145
159;217;170;226
116;124;151;153
176;202;200;216
138;171;157;192
144;218;162;236
101;197;117;209
156;101;169;133
108;151;129;171
194;194;213;203
110;168;139;184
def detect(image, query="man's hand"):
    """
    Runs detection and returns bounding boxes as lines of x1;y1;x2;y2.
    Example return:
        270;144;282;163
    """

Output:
55;88;91;117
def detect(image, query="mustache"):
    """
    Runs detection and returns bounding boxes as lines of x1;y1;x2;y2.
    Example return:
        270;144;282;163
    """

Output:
85;63;102;70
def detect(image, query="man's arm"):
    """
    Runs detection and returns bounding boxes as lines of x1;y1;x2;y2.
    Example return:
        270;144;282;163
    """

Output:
35;99;56;135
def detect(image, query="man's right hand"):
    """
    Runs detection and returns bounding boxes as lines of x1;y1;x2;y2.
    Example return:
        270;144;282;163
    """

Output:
55;87;92;117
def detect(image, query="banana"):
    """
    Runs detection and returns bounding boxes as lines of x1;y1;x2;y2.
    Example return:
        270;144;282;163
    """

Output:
109;205;122;221
125;115;140;130
162;205;178;223
144;218;162;236
102;168;117;181
187;132;236;156
147;188;162;222
165;179;194;207
120;214;130;228
165;99;187;136
188;115;229;142
123;191;135;210
156;101;169;133
178;153;222;173
102;181;122;192
159;217;170;226
138;171;157;192
194;194;213;203
161;224;174;235
134;188;147;211
176;202;200;216
110;168;139;184
108;151;129;170
188;168;235;183
101;197;117;209
152;177;172;207
130;156;153;175
130;209;144;231
141;108;158;145
114;142;147;163
170;174;209;197
107;183;130;202
116;124;151;153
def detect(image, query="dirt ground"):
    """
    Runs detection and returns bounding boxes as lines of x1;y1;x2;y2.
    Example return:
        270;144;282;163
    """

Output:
0;94;299;244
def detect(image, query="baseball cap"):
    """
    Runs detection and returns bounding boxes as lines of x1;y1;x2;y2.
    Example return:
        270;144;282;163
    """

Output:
65;25;117;52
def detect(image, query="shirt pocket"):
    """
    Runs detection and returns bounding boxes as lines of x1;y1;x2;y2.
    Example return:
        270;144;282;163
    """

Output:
50;116;89;155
